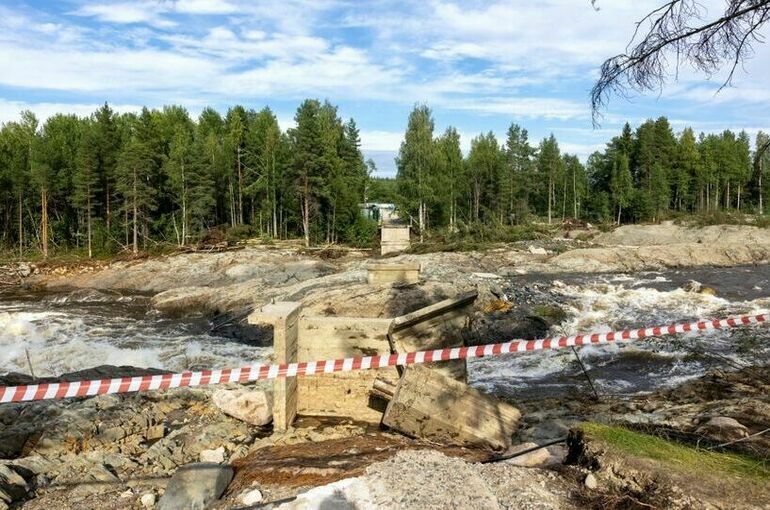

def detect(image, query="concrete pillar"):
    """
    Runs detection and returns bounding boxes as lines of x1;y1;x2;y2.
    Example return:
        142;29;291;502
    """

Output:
249;302;301;431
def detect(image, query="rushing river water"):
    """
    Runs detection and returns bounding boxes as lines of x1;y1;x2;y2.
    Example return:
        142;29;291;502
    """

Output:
0;288;270;377
2;265;770;400
471;264;770;399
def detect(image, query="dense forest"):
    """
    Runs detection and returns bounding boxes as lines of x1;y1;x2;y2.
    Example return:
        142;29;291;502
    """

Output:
396;105;770;234
0;101;373;257
1;101;769;258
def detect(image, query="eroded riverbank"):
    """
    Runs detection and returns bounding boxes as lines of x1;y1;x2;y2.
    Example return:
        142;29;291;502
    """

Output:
2;223;770;508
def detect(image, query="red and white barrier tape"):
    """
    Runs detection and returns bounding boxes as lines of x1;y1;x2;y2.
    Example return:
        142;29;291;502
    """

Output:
1;313;766;404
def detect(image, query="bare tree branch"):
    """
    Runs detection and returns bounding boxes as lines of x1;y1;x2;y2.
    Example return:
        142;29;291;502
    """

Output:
592;0;770;125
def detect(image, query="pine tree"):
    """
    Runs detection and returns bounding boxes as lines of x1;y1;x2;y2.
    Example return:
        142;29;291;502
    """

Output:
504;124;534;224
467;132;504;223
94;103;120;238
289;99;326;247
674;128;700;212
73;123;101;257
117;136;156;254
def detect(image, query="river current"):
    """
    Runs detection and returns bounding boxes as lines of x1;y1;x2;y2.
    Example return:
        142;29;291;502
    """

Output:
2;265;770;400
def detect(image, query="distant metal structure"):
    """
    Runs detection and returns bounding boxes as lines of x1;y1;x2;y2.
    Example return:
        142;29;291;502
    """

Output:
360;202;398;224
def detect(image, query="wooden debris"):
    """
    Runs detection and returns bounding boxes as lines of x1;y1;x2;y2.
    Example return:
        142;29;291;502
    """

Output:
376;365;521;451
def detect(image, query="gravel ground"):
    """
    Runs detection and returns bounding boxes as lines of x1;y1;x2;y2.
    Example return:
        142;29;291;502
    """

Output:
278;450;577;510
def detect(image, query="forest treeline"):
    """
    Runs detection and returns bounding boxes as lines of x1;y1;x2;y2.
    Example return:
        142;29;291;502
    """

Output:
1;101;770;258
395;105;770;234
0;101;373;257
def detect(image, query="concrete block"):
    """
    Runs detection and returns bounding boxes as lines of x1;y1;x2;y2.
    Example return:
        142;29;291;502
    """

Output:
380;226;410;255
366;263;421;285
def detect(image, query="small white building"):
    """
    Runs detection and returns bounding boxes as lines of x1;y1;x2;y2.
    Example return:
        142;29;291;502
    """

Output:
360;202;398;224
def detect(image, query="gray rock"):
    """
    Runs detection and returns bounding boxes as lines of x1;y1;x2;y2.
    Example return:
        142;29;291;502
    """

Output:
503;442;552;467
696;416;749;442
239;488;263;505
199;447;225;464
140;492;156;508
584;473;598;490
212;388;273;426
157;463;233;510
0;464;30;506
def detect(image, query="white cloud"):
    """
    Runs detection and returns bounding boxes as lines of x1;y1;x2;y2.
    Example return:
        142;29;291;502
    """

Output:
446;97;588;120
0;43;223;94
2;0;770;144
0;99;142;125
175;0;238;15
360;130;404;152
73;2;176;28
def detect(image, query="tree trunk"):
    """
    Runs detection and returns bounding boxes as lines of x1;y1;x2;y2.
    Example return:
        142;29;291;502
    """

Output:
561;175;567;222
759;159;765;216
181;162;187;247
237;147;243;225
41;189;48;258
132;167;138;255
87;189;92;259
302;175;310;247
272;155;278;238
573;165;578;219
547;175;553;224
106;183;111;233
18;191;23;259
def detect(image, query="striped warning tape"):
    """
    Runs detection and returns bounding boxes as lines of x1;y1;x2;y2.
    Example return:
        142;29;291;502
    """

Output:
1;313;766;404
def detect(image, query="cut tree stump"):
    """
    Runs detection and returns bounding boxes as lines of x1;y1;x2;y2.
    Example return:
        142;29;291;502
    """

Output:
376;365;521;451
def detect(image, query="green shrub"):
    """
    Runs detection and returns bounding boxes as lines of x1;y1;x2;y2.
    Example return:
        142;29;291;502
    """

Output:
343;216;379;248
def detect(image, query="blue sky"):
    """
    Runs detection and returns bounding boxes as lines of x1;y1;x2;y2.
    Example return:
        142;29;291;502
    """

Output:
1;1;770;176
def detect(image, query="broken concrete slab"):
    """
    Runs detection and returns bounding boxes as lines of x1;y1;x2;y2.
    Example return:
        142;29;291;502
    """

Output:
376;365;521;451
249;302;301;432
249;292;479;427
388;290;477;382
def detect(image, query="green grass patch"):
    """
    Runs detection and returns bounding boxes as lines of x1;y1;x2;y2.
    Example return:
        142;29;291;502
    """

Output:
582;423;770;482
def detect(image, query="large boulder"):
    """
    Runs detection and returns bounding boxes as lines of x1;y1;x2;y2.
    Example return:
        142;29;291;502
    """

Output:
212;388;273;426
157;463;233;510
695;416;749;443
503;442;552;467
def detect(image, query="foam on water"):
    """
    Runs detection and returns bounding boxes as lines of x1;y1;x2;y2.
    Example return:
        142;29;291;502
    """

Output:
470;268;770;398
0;292;269;378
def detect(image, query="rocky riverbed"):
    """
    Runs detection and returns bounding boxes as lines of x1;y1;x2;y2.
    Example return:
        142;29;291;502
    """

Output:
1;364;767;509
2;223;770;508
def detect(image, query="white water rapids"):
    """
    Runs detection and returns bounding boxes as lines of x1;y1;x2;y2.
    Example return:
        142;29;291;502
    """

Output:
471;265;770;399
0;288;270;377
2;265;770;399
